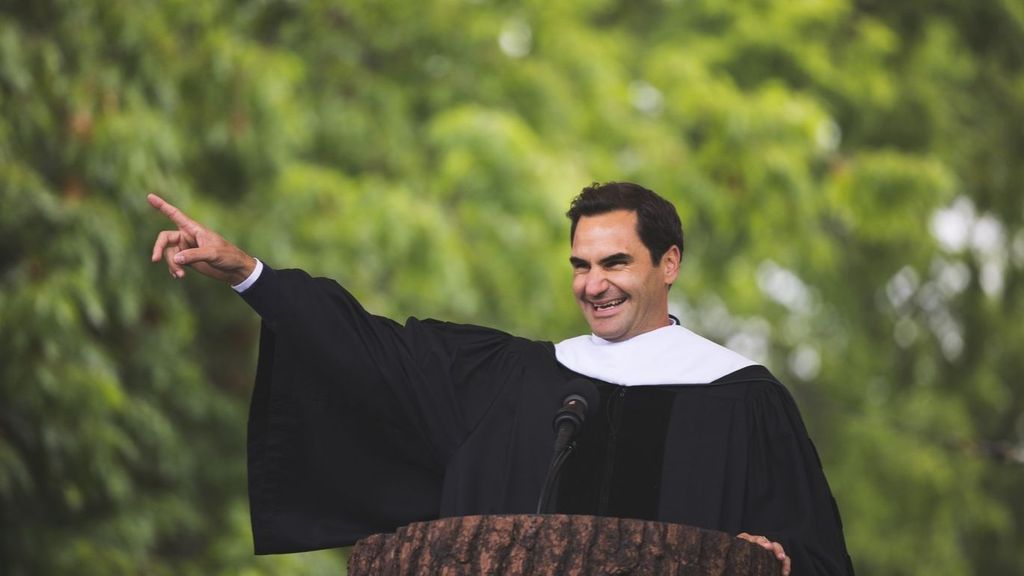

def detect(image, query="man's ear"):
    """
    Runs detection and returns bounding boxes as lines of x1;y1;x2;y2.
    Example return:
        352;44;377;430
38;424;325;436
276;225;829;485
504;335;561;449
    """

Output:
661;245;681;286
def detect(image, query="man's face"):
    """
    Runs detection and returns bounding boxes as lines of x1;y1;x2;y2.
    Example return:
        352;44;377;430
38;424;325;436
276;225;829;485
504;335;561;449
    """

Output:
570;210;680;342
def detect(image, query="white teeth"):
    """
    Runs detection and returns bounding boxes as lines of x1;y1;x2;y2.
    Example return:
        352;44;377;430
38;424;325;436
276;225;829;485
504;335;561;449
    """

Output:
594;298;625;310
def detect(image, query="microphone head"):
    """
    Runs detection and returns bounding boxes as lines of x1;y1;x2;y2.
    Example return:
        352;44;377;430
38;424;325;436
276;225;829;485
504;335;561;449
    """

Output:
566;378;599;420
552;378;599;432
560;394;588;421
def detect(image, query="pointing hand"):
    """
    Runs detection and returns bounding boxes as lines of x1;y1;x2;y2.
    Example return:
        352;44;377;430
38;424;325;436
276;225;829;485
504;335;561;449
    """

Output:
148;193;256;285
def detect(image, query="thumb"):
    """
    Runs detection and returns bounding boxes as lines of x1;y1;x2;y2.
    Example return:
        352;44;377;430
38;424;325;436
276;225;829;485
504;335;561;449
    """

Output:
174;246;220;266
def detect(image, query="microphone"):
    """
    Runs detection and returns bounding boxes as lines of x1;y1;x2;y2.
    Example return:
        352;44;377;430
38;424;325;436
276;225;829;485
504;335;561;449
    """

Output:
536;379;598;514
551;393;590;455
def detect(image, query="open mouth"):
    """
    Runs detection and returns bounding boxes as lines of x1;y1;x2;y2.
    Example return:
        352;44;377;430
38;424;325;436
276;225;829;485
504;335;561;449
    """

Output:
591;297;626;311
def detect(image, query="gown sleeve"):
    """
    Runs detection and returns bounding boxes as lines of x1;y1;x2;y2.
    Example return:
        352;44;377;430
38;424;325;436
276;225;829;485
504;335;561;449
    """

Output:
741;380;855;575
239;265;514;553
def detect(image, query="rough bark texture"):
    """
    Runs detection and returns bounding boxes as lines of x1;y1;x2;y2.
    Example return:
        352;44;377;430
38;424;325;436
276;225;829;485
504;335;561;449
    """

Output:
348;514;778;576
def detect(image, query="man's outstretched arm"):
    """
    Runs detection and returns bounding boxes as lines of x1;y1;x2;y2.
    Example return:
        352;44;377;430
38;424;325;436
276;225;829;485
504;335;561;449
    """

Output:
147;193;257;285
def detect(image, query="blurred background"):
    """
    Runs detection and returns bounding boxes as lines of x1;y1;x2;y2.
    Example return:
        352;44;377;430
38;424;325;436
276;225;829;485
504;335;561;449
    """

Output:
1;0;1022;574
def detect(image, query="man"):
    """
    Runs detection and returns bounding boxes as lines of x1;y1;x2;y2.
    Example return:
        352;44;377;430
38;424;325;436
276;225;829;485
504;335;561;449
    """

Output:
149;182;853;575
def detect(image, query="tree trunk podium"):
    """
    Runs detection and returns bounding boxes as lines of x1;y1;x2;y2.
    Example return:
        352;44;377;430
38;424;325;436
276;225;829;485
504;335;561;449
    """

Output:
348;514;778;576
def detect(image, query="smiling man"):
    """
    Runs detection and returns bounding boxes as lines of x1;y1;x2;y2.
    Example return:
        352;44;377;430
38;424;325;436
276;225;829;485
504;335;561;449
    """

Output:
570;208;679;342
149;182;853;575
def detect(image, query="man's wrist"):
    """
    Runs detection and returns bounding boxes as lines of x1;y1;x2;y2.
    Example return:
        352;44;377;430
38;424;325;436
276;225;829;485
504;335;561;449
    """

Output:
232;258;263;293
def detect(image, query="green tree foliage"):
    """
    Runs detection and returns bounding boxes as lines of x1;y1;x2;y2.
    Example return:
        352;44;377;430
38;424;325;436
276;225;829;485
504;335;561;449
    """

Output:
1;0;1022;574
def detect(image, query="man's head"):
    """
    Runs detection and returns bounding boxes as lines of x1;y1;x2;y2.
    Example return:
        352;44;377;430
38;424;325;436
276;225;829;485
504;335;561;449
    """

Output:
566;182;683;342
566;182;684;265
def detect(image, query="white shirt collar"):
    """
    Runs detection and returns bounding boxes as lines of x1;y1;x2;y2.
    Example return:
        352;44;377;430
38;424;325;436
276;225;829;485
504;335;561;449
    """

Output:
554;322;756;386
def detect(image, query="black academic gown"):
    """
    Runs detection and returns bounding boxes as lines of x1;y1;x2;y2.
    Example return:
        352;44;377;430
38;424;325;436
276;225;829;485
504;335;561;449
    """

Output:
241;266;854;575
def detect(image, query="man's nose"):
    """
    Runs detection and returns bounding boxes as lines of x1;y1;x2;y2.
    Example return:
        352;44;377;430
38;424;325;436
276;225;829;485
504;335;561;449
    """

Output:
582;270;610;297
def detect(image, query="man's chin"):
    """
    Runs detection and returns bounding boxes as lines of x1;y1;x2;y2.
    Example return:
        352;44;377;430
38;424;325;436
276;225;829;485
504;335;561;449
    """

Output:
588;321;628;342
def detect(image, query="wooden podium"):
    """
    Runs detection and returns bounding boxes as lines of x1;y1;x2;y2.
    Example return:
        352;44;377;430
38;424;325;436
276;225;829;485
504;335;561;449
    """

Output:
349;514;778;575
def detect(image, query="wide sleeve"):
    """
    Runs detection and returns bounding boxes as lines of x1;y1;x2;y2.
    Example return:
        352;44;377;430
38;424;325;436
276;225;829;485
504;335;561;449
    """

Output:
742;381;855;576
239;265;514;554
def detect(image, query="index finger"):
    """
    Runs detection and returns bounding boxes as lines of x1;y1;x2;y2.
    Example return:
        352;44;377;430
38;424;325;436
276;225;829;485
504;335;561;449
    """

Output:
147;193;201;233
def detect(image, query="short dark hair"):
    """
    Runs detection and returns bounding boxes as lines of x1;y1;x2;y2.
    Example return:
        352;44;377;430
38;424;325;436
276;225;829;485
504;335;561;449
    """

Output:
566;182;684;264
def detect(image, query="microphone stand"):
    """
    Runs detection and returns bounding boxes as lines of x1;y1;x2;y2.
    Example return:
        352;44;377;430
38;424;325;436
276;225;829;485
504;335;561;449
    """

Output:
536;394;587;514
